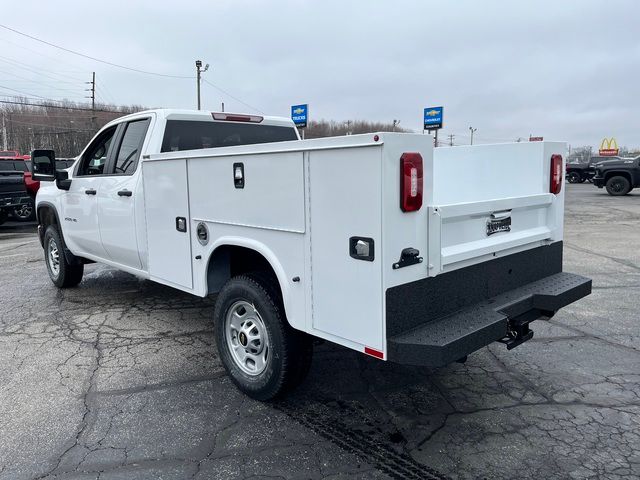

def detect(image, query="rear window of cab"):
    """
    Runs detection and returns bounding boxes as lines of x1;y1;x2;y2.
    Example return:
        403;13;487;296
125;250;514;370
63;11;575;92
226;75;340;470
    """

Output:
161;120;298;153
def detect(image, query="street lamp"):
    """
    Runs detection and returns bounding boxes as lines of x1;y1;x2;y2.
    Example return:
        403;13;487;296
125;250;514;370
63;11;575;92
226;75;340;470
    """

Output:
195;60;210;110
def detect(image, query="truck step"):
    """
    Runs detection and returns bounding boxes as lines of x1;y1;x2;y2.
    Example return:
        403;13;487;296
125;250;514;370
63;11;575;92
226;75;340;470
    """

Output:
387;272;591;367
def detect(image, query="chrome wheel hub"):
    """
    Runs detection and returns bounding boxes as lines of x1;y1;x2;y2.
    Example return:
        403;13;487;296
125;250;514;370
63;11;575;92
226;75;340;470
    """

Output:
48;238;60;277
225;300;270;376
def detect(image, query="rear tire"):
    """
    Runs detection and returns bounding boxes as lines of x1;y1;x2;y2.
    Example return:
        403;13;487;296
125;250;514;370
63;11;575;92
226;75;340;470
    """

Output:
605;176;631;196
0;210;7;225
567;171;581;183
13;202;36;222
214;273;312;400
44;226;84;288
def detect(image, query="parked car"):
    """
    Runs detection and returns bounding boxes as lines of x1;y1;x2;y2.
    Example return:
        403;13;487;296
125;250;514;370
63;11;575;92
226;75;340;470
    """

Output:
593;155;640;196
32;109;591;400
0;158;31;224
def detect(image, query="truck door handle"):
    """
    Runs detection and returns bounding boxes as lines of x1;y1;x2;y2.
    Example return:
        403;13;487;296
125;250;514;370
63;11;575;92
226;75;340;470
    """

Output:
85;189;97;195
117;190;132;197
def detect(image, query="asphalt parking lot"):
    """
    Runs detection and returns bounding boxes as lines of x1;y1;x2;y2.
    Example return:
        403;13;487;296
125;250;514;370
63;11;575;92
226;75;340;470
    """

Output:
0;184;638;480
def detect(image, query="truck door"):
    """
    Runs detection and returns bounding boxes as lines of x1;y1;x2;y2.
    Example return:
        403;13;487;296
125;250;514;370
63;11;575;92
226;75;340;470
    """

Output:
97;117;151;270
60;126;117;259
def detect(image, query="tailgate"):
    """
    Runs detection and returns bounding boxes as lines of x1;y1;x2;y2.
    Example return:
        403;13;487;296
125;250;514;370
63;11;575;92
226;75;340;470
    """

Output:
0;172;26;196
428;142;566;273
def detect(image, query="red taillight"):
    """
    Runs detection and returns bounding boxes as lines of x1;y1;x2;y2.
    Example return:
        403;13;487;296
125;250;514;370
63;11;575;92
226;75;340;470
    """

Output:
211;113;263;123
550;154;563;195
400;152;423;212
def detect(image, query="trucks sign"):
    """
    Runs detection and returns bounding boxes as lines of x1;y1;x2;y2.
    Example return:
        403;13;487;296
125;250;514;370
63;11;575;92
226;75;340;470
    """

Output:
423;106;443;130
291;104;308;128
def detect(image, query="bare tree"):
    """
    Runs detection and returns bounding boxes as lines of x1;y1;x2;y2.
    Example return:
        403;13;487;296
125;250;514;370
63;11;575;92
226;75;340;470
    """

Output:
304;119;411;139
1;98;144;157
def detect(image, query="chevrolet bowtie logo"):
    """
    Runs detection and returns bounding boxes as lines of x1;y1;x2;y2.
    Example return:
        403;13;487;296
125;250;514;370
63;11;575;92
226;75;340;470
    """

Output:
425;109;440;117
293;107;305;115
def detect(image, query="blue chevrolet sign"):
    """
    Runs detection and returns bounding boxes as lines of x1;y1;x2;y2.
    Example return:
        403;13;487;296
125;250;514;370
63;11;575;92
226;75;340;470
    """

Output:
291;104;308;128
423;106;443;130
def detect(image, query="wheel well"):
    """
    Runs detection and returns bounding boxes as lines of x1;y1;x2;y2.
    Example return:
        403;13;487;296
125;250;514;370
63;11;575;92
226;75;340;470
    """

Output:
604;171;632;184
37;204;59;244
37;204;58;227
206;245;281;297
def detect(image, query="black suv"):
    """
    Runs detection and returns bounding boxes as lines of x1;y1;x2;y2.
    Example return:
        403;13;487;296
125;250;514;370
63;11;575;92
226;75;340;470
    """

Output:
593;156;640;196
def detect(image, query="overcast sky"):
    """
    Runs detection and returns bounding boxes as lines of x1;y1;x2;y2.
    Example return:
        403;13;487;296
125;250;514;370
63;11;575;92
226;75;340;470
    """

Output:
1;0;638;148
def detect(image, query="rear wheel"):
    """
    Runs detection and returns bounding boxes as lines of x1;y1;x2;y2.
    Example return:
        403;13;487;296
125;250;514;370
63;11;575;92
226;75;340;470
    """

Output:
44;226;84;288
214;273;312;400
13;203;36;221
0;210;7;225
567;171;581;183
605;176;631;196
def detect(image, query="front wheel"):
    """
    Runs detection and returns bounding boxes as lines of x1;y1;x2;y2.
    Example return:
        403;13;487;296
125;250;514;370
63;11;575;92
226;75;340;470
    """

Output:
44;226;84;288
214;274;312;400
605;176;631;196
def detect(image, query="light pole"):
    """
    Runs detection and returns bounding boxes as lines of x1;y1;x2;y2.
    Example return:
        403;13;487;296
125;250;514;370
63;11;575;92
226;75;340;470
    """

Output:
195;60;209;110
469;126;477;145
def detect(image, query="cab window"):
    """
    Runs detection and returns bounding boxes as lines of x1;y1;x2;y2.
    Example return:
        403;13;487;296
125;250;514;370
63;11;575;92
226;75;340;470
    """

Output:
113;119;150;175
78;126;117;176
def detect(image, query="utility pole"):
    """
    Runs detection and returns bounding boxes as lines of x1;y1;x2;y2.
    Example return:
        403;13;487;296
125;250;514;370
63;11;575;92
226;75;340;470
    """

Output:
86;72;96;128
469;126;477;145
1;111;7;151
195;60;209;110
448;133;455;146
85;72;95;110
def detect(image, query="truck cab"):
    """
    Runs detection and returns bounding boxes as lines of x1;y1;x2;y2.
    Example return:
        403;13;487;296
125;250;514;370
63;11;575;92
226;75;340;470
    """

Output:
36;110;299;273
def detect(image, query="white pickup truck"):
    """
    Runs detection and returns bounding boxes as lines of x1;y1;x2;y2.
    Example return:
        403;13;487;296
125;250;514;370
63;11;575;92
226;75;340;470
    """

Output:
32;109;591;400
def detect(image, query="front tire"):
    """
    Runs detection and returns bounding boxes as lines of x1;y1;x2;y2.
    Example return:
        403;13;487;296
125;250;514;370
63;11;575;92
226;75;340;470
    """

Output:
44;226;84;288
605;176;631;196
214;274;312;400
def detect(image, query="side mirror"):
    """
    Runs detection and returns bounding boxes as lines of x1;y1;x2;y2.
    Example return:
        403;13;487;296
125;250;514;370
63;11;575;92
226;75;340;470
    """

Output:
56;170;71;191
31;149;56;181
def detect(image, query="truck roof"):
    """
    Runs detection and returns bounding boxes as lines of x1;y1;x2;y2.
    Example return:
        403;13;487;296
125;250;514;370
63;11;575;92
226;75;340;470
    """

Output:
107;108;295;129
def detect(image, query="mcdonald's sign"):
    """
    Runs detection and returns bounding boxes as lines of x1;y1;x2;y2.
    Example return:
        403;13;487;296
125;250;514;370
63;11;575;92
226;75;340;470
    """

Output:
599;137;619;156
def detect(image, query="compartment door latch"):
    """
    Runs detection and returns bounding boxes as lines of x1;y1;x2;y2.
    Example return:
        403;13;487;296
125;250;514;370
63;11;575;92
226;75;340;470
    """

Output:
393;248;423;270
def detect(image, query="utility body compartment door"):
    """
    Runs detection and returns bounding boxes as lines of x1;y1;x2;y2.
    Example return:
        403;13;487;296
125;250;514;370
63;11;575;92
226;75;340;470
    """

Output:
142;159;193;289
307;145;384;351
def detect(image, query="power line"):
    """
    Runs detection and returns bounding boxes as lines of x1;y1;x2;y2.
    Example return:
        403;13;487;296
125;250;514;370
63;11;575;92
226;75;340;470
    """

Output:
202;78;264;114
0;24;193;79
0;54;85;83
0;84;47;99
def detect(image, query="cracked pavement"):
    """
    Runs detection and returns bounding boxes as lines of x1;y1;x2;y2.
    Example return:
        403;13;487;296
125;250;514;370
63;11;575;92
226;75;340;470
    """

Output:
0;184;639;479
